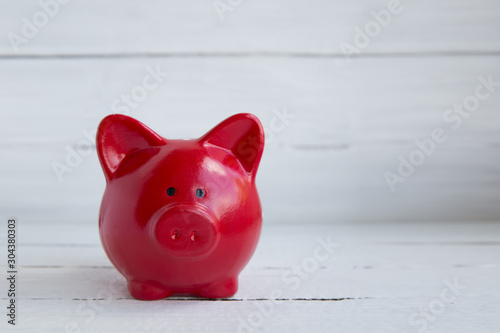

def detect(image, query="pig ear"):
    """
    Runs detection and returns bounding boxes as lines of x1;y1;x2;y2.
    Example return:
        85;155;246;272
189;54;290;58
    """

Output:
200;113;265;177
96;114;166;181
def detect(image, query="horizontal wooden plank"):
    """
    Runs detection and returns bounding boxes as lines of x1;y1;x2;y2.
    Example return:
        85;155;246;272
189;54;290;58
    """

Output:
3;144;500;224
0;0;499;55
1;56;500;223
1;56;499;144
11;254;500;300
3;298;498;333
2;223;499;299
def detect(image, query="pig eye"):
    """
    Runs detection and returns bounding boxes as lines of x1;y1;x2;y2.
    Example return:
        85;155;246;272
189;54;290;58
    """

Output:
166;187;176;197
196;189;205;198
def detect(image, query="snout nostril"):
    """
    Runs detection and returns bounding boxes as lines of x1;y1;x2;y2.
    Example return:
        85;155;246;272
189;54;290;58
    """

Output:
171;230;180;241
190;231;199;242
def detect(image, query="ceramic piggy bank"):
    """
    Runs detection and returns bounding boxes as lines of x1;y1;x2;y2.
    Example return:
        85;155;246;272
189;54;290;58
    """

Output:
96;113;265;300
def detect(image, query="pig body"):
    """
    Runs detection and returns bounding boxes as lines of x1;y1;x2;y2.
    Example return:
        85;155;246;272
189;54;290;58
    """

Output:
96;114;265;300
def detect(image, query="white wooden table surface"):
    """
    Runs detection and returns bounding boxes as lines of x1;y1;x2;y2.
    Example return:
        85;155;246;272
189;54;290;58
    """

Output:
0;221;499;332
1;0;500;332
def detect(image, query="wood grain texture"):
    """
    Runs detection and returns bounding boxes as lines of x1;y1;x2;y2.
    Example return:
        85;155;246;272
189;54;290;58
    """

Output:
1;56;499;223
1;1;499;332
1;222;499;332
0;0;500;55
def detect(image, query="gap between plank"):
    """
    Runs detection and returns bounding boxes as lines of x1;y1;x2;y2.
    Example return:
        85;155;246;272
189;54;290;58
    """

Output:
72;297;369;302
0;297;370;302
0;50;500;60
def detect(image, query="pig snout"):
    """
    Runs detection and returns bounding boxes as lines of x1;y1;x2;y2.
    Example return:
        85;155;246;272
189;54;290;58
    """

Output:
150;204;219;260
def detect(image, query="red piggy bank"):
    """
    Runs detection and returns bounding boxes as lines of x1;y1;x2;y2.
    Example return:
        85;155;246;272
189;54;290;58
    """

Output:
96;113;265;300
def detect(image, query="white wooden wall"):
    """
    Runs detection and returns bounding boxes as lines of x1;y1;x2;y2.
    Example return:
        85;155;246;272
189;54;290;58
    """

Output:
1;0;500;224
